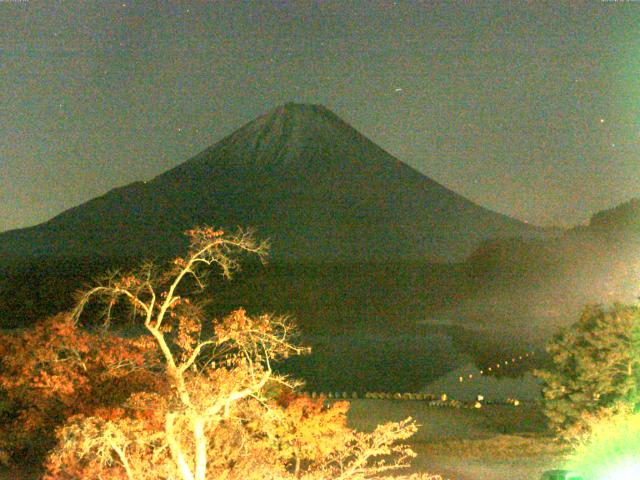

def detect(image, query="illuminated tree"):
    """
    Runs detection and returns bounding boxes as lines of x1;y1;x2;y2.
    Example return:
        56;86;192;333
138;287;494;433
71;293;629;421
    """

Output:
33;227;440;480
0;313;160;461
534;303;640;441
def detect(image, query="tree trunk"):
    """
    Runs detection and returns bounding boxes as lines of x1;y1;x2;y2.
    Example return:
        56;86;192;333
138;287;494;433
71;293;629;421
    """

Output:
166;413;195;480
193;417;207;480
294;448;301;478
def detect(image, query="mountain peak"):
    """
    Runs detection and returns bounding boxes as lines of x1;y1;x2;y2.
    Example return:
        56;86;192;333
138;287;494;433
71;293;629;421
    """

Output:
271;102;335;118
183;102;357;172
0;104;542;263
258;102;344;133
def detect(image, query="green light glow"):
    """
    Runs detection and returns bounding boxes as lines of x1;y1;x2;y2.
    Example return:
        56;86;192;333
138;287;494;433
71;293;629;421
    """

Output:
568;408;640;480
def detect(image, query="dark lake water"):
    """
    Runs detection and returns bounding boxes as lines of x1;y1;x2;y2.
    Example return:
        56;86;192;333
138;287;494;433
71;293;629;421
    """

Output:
278;331;461;393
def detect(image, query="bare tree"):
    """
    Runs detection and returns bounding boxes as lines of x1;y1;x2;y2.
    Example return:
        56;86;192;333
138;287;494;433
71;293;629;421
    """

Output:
42;227;441;480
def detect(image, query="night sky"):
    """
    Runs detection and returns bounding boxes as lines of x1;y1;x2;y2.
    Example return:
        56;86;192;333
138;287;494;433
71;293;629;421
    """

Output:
1;1;638;233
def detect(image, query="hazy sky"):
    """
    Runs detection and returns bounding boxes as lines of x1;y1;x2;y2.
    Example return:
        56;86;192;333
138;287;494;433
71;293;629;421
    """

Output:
1;1;638;233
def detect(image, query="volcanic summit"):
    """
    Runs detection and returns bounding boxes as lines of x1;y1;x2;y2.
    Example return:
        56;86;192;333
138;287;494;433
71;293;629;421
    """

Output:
0;103;541;263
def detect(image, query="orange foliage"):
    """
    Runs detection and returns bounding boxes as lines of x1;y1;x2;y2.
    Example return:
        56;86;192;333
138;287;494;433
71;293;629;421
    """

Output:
274;393;352;472
1;227;441;480
0;313;163;460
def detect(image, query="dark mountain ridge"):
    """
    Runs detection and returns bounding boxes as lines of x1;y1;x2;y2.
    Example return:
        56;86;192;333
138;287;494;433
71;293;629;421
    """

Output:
454;197;640;336
468;197;640;275
0;103;541;264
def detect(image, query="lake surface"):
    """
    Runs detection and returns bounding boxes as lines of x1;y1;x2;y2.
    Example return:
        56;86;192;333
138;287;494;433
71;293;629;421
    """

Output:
278;330;462;392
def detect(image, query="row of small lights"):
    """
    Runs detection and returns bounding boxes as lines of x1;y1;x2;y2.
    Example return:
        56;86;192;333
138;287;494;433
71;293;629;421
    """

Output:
298;351;538;408
303;391;524;405
457;350;536;383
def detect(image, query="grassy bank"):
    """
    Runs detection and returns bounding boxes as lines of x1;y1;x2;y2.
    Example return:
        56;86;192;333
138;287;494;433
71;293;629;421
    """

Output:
347;399;568;480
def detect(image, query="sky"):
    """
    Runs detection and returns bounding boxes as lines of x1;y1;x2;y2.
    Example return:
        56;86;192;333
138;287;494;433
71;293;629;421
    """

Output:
1;0;638;233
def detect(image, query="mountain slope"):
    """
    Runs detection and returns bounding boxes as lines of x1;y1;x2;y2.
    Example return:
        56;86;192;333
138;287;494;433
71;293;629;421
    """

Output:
0;103;542;263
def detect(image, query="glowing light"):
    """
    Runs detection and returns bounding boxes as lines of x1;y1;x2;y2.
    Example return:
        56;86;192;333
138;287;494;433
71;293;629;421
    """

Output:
603;460;640;480
569;411;640;480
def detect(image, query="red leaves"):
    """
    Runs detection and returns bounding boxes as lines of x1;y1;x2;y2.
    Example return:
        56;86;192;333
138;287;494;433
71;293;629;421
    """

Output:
173;257;187;267
175;315;201;355
0;314;163;459
119;275;140;289
185;227;224;239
